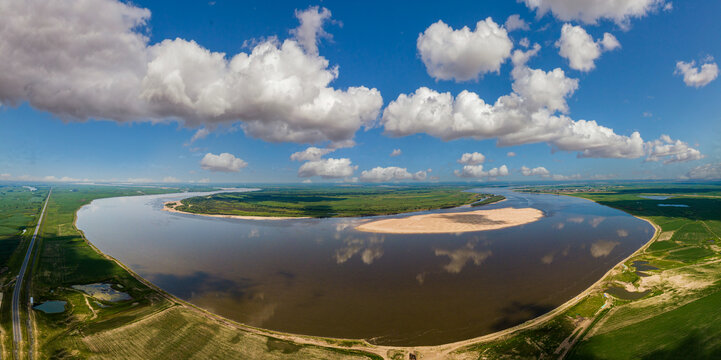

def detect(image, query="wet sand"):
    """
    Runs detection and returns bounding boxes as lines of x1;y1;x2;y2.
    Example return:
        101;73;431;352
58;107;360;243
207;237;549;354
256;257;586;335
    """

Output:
355;207;544;234
163;201;310;220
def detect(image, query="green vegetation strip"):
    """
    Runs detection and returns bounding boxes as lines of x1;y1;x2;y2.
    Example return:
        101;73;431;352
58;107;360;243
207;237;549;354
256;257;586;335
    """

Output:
175;186;487;218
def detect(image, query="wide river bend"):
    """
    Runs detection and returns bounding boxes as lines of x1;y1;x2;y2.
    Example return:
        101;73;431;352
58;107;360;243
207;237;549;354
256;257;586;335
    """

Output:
76;188;653;346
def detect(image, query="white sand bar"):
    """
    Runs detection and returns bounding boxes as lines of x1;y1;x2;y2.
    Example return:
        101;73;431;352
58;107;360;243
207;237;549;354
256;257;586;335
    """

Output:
355;207;544;234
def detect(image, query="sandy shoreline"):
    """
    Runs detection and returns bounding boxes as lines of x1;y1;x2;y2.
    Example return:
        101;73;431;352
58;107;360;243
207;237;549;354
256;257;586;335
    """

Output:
162;201;310;220
355;207;544;234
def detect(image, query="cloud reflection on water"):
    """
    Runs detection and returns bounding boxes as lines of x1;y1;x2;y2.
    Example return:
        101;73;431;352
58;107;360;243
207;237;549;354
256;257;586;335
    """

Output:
334;235;384;265
435;242;492;273
590;240;619;257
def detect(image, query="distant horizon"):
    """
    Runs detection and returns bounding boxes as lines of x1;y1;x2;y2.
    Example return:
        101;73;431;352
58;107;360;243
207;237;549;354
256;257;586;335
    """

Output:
3;179;721;187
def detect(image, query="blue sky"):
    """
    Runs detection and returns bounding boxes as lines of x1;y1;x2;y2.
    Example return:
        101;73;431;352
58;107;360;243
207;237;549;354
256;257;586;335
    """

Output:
1;0;720;183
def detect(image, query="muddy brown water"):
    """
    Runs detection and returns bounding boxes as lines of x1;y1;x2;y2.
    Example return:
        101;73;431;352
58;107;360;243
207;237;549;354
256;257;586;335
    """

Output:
76;188;653;346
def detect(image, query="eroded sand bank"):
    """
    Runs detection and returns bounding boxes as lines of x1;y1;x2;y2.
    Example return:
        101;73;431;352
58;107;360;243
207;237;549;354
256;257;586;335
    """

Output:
355;207;544;234
163;201;310;220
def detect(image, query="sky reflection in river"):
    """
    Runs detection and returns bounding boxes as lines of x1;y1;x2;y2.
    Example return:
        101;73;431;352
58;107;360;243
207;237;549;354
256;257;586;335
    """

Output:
76;188;653;346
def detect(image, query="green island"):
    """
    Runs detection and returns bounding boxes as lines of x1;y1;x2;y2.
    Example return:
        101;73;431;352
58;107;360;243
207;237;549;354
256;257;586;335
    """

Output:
171;186;502;218
1;182;721;359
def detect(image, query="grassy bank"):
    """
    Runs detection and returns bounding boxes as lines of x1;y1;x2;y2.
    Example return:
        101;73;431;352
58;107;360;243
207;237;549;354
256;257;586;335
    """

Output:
0;184;384;359
173;186;486;218
448;183;721;359
6;182;720;359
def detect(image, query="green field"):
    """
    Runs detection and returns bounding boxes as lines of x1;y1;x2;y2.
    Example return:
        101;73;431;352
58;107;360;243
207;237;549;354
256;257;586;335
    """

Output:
573;285;721;359
4;182;721;359
450;182;721;360
174;186;488;218
0;184;388;359
0;185;48;268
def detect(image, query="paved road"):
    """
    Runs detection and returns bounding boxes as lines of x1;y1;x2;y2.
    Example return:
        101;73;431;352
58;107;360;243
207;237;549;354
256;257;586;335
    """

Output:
12;189;51;360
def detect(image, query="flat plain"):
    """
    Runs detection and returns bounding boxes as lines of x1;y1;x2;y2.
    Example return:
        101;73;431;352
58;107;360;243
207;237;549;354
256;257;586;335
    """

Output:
2;182;721;359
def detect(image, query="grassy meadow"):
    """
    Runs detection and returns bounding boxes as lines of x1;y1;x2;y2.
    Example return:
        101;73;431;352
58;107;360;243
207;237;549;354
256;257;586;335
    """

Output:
0;184;386;359
174;186;489;218
3;181;721;359
450;183;721;359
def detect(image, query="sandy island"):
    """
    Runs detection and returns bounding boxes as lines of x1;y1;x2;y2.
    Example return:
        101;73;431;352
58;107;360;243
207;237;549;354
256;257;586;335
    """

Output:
355;207;544;234
163;201;310;220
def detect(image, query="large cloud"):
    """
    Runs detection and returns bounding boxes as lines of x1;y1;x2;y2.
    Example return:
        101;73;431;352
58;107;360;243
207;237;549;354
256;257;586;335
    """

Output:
417;18;513;82
383;45;699;162
200;153;247;172
0;0;382;145
675;60;719;88
297;158;357;179
359;167;429;182
556;24;620;72
521;0;668;26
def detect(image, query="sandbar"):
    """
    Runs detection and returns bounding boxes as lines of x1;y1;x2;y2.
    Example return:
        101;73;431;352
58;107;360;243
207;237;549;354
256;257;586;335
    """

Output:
355;207;544;234
162;201;310;220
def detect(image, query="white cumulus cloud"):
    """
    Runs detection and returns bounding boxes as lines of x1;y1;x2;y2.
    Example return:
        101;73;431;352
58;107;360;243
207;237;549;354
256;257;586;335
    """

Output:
359;167;429;182
454;165;509;179
457;152;486;165
290;147;335;161
189;128;210;143
685;163;721;180
383;45;699;162
289;6;332;55
645;135;703;163
505;14;530;32
521;166;581;180
0;0;382;146
522;0;668;26
675;60;719;88
521;166;551;176
417;18;513;82
298;158;356;179
200;152;247;172
556;24;620;72
390;148;402;157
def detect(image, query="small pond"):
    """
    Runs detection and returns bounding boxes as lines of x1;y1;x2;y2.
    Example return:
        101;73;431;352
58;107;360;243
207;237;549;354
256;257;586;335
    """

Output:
632;260;659;272
33;301;66;314
605;287;651;300
639;195;670;200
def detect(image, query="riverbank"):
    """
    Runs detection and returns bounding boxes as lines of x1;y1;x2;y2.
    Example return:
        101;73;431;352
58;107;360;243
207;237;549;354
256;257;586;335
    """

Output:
355;207;544;234
65;187;666;359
